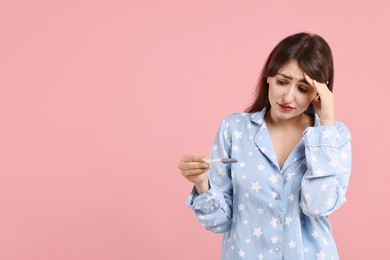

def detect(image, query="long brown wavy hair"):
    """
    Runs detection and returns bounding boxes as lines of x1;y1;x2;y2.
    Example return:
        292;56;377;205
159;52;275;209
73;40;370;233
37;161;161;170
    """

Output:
245;32;334;113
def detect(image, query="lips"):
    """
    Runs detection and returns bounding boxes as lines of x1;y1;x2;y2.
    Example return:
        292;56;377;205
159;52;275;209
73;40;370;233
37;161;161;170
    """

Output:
278;103;294;112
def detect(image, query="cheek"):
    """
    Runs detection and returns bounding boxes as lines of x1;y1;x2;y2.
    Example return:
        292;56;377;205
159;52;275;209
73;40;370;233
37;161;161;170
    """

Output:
268;85;282;100
296;94;313;106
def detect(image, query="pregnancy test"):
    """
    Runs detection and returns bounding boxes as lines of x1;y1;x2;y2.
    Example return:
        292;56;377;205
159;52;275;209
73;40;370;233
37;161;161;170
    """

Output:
205;158;238;166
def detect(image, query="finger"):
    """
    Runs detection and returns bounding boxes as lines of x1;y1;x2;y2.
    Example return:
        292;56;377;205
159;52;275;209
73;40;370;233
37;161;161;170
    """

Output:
181;168;208;176
179;161;209;170
180;154;206;163
304;73;327;95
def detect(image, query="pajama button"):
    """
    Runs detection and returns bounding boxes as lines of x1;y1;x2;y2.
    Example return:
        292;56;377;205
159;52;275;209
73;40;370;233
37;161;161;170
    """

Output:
274;247;280;252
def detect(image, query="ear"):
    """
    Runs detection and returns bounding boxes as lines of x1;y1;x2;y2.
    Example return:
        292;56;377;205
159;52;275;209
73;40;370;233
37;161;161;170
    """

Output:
266;77;271;84
311;92;320;102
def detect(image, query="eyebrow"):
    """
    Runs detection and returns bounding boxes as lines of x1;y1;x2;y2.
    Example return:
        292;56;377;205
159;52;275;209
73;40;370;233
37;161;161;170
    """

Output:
276;73;310;85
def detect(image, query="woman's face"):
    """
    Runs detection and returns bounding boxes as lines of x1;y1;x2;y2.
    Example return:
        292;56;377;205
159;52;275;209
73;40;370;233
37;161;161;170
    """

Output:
267;60;317;121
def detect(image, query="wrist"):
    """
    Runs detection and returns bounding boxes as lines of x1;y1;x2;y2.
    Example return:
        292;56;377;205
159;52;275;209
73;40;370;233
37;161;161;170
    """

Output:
195;178;210;194
320;120;334;126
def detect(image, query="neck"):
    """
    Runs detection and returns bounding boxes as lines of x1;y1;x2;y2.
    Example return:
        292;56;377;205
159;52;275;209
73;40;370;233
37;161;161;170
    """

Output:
265;107;308;129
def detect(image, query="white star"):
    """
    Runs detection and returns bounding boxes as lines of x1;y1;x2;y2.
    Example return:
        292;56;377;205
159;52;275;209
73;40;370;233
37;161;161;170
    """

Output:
316;250;326;260
271;235;279;244
238;249;245;258
247;123;253;129
233;130;243;139
285;216;293;226
212;144;219;151
248;151;253;156
251;181;261;192
288;194;295;202
329;159;339;167
287;172;296;181
245;238;251;243
322;128;333;139
260;146;267;153
322;238;329;247
232;145;239;152
312;230;319;238
271;191;278;199
257;253;264;260
326;196;334;207
288;240;296;248
257;207;265;215
253;227;263;238
225;121;230;128
205;192;217;202
217;167;226;176
269;174;279;184
320;183;328;191
239;162;246;168
270;217;279;228
268;202;273;208
243;219;248;225
238;203;245;211
257;164;265;171
315;168;326;176
223;130;228;139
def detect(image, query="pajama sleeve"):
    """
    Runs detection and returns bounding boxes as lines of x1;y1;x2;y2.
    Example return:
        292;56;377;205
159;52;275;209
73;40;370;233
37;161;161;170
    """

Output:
186;117;233;233
299;121;352;218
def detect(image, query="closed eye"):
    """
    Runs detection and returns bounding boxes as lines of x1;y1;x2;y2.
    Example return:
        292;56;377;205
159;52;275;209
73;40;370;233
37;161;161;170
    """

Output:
276;80;288;86
298;87;308;93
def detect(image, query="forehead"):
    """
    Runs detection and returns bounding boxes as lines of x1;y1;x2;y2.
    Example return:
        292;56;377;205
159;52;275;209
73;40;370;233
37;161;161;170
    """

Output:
277;60;304;78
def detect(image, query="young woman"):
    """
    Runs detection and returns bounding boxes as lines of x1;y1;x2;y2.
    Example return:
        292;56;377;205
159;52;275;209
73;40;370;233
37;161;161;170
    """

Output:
178;32;352;260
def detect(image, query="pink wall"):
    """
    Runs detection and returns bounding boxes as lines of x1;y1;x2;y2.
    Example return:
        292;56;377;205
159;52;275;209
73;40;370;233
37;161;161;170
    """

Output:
0;0;388;259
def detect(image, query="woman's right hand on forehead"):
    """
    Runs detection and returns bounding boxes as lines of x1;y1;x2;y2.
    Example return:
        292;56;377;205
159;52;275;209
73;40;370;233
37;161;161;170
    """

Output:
178;154;210;186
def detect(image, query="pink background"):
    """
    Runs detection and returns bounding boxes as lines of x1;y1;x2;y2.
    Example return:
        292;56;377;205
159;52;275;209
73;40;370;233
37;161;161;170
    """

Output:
0;0;389;259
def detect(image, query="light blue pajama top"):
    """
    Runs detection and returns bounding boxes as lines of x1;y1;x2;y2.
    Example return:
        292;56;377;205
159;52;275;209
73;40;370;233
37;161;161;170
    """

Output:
186;107;352;260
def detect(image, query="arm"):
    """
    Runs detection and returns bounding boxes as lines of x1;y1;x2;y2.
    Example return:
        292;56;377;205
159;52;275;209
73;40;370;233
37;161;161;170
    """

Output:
299;122;352;217
186;117;233;233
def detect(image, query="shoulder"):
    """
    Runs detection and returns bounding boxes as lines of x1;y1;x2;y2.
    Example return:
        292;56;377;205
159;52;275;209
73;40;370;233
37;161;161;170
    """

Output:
220;112;255;126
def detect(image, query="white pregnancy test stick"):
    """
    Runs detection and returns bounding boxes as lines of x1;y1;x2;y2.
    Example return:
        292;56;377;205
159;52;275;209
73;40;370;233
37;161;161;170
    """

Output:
205;158;238;166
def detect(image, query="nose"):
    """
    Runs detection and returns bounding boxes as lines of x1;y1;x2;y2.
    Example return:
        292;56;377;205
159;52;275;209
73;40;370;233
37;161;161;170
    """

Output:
282;86;294;103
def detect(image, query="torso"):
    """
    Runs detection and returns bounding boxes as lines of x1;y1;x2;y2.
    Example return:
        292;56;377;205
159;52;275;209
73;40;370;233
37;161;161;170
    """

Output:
266;112;314;169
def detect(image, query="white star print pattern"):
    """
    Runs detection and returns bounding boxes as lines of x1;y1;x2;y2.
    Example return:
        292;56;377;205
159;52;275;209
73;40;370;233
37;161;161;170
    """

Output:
186;108;352;259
